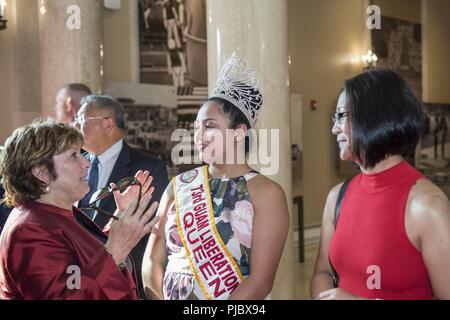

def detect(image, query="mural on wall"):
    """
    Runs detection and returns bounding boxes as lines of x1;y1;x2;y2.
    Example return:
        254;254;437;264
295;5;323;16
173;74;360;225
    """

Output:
138;0;208;92
372;15;422;100
118;98;179;175
107;0;208;177
118;90;207;177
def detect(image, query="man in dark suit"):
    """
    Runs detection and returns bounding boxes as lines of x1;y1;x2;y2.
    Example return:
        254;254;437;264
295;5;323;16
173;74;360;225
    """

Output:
74;95;169;299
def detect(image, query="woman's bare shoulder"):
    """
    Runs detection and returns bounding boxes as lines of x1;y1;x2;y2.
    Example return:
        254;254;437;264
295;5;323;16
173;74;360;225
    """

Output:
247;175;286;200
328;182;346;201
158;179;175;212
408;178;450;224
164;179;174;198
410;178;449;205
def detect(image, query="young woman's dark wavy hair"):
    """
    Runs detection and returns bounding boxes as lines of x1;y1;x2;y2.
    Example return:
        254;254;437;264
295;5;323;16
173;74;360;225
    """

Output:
345;69;423;168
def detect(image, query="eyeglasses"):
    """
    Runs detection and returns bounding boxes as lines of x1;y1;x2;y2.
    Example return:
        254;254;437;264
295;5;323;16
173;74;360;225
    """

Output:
79;176;142;221
73;116;110;126
332;111;351;125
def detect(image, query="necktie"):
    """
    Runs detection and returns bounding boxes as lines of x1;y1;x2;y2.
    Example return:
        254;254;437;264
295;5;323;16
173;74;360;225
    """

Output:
79;156;99;219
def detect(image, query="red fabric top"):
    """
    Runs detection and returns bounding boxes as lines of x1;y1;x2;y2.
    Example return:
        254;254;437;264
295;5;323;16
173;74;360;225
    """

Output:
0;201;138;300
329;161;433;300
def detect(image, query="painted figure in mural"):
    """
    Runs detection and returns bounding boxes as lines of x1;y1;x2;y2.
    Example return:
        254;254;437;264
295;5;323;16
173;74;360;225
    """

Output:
166;38;186;89
142;0;154;30
434;114;448;160
175;0;187;43
163;0;184;49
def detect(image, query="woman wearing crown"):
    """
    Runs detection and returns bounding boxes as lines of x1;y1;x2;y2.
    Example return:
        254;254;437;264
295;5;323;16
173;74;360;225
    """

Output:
142;53;289;300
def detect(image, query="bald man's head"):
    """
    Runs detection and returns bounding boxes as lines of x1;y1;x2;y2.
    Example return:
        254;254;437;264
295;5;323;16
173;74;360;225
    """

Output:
55;83;92;124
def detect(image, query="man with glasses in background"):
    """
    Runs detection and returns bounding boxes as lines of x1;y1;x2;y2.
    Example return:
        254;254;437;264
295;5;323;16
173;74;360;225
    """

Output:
74;95;169;299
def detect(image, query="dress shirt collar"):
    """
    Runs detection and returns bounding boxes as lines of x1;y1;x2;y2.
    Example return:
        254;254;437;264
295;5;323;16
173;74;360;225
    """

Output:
90;139;123;165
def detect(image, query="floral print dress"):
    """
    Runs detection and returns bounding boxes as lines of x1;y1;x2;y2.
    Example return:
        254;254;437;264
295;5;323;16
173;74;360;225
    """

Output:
163;171;258;300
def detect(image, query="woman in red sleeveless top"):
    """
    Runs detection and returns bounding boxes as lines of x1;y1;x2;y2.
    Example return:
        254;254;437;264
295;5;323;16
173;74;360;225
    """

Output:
310;70;450;300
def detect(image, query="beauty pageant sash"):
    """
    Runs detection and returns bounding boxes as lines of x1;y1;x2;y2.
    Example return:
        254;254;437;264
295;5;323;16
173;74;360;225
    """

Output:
172;166;244;300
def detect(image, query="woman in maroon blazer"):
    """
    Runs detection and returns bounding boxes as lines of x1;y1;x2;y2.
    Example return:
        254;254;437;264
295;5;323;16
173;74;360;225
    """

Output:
0;119;160;300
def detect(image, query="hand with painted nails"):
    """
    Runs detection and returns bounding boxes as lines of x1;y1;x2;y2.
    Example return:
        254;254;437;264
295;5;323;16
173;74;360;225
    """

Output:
105;171;160;266
112;170;155;213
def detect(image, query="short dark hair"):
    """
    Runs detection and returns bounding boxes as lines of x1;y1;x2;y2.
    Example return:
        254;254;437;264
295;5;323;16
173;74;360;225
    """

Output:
80;95;126;130
64;83;92;95
345;69;423;168
207;97;252;153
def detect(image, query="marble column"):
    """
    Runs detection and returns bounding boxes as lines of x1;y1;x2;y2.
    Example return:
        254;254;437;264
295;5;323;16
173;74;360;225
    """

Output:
39;0;103;117
0;0;18;141
207;0;295;299
9;0;42;128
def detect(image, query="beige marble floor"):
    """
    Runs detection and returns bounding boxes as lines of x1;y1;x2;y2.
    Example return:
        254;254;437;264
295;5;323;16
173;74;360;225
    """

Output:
293;243;319;300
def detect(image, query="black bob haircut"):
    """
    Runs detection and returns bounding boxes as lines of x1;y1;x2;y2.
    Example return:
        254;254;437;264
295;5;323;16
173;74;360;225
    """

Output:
345;69;423;169
206;97;252;153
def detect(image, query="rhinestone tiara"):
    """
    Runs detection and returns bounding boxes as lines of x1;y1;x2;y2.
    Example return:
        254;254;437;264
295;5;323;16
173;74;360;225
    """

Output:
210;52;263;128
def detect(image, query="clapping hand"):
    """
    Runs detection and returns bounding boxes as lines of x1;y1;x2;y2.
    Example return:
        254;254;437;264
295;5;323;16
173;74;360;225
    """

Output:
105;188;160;265
112;170;154;212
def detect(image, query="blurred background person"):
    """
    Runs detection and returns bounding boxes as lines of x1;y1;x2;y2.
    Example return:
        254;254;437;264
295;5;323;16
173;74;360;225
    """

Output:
0;119;160;300
55;83;92;124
